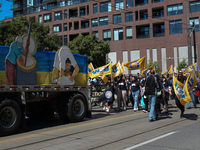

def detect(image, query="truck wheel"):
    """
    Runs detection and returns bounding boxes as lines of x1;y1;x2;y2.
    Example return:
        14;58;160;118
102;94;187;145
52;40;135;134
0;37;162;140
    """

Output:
67;94;87;122
0;100;22;136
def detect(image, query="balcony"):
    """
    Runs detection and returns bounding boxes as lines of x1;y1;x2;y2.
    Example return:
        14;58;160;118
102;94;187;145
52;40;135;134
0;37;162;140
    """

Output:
11;3;23;11
43;0;57;3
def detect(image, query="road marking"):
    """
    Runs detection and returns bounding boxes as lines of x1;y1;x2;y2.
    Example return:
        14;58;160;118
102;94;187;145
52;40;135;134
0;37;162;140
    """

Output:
0;112;143;143
123;131;176;150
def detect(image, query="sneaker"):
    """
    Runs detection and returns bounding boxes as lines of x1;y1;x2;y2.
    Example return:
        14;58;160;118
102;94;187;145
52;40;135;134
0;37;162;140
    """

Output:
133;108;138;111
149;119;154;122
143;110;148;113
103;106;106;110
106;107;109;112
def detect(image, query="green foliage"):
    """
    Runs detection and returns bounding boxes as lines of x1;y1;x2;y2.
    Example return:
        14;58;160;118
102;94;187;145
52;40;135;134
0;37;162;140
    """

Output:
67;34;110;68
0;15;60;51
177;58;188;71
147;59;161;73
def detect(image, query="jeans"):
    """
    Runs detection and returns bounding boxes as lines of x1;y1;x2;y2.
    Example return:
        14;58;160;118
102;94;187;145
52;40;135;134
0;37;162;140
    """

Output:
131;90;140;109
187;91;196;108
148;95;156;120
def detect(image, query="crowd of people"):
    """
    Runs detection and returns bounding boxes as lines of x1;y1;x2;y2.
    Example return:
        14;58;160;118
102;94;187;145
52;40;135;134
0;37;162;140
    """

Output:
89;70;200;122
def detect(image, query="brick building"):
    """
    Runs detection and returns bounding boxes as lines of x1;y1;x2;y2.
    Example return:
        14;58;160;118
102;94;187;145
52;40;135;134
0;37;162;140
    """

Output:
5;0;200;74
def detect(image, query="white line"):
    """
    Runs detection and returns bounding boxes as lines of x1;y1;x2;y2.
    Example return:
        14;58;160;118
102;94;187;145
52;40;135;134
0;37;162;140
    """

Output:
123;132;176;150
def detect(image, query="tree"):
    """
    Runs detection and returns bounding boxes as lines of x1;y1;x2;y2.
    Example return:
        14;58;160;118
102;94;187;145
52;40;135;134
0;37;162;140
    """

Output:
177;58;188;71
147;59;161;73
67;34;110;67
0;15;60;51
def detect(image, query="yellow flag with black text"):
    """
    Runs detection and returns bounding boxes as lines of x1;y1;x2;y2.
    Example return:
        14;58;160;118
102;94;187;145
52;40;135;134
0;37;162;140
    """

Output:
124;57;145;70
89;63;112;79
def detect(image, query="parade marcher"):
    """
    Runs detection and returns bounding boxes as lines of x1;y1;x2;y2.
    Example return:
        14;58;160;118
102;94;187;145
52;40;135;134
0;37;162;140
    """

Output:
117;74;128;110
130;76;142;111
175;71;185;118
105;77;115;112
125;74;131;106
144;70;157;122
140;73;148;113
162;75;170;113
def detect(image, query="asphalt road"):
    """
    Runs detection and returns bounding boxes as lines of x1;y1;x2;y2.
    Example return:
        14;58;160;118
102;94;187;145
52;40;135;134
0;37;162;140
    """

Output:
0;99;200;150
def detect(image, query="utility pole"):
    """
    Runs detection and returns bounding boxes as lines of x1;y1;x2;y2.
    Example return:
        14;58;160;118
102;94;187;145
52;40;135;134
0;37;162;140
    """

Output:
193;22;197;63
186;0;192;66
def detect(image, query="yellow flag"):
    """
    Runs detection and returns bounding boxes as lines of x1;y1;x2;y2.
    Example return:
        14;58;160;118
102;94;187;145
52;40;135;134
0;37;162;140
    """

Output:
102;74;110;83
88;63;94;74
167;65;172;74
173;75;184;101
186;70;199;92
179;78;191;105
162;70;168;77
124;56;145;70
121;62;125;73
112;62;123;79
183;63;197;75
89;63;112;79
141;66;155;76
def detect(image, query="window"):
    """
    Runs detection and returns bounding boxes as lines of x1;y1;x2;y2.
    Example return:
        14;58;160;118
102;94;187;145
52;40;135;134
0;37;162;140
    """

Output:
125;12;133;22
69;8;77;18
74;21;79;30
44;14;51;23
55;11;62;21
152;0;163;3
135;0;148;6
167;4;183;16
152;7;164;18
92;31;98;38
80;7;86;16
81;20;89;29
153;23;165;37
92;18;98;27
103;30;111;41
64;10;67;19
136;25;150;38
100;1;111;13
114;28;123;41
140;10;148;20
59;0;65;7
93;4;98;14
126;27;132;39
115;0;123;10
113;14;121;24
126;0;133;8
169;20;182;35
190;1;200;13
190;18;199;32
53;24;62;32
38;15;42;23
99;17;108;26
64;35;68;45
63;23;67;31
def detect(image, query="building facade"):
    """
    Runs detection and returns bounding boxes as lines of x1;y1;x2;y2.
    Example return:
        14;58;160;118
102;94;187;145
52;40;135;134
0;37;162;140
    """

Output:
5;0;200;74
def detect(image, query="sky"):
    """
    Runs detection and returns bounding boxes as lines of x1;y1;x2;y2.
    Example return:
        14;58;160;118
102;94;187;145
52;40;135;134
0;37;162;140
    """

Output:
0;0;13;21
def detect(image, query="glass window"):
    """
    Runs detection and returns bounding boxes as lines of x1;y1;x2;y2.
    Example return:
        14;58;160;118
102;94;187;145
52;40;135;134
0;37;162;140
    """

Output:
80;7;86;16
103;30;111;41
125;12;133;22
170;20;182;35
190;1;200;13
92;31;98;38
44;14;51;23
136;25;150;38
59;0;65;7
114;28;123;41
64;23;67;31
190;18;199;32
93;4;98;14
167;4;183;16
64;10;67;19
99;17;108;26
152;7;164;18
81;20;89;29
126;27;132;39
115;0;123;10
64;35;68;45
135;0;148;6
39;15;42;23
55;11;62;21
113;14;121;24
53;24;62;32
140;10;148;20
126;0;133;8
152;0;163;3
100;1;111;13
153;23;165;37
92;18;98;27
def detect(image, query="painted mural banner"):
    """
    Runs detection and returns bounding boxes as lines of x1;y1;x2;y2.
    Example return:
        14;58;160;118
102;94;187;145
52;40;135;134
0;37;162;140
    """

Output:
91;83;113;103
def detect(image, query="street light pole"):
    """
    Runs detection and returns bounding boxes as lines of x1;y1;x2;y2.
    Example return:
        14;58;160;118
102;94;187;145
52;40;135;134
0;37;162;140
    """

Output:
193;22;197;63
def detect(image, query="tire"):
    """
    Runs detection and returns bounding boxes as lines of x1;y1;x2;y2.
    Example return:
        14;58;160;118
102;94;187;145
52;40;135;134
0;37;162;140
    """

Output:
0;100;22;136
